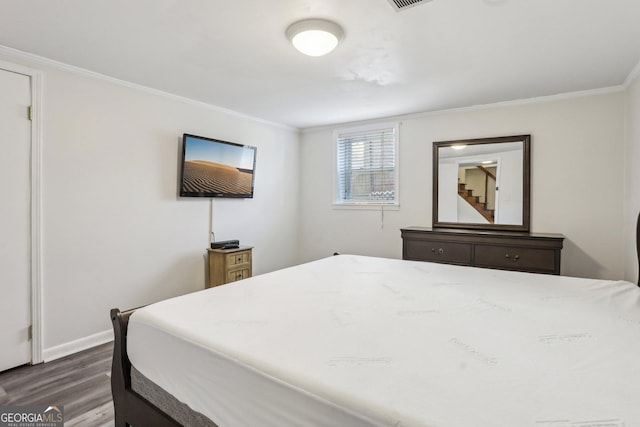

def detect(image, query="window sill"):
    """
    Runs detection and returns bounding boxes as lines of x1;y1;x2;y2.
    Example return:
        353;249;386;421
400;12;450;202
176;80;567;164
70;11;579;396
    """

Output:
332;203;400;211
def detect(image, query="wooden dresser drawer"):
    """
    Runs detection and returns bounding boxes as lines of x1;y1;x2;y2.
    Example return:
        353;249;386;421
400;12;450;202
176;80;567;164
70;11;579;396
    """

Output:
474;245;557;274
227;268;251;283
403;239;472;265
401;227;564;275
227;252;250;266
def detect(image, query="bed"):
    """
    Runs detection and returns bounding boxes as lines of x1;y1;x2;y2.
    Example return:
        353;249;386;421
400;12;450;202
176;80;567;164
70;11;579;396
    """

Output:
111;251;640;427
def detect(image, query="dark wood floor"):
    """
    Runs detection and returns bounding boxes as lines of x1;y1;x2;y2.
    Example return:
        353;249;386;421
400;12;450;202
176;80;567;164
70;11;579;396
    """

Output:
0;342;115;426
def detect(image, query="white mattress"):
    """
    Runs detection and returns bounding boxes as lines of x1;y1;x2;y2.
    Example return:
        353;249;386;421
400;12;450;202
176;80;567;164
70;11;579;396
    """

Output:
128;255;640;427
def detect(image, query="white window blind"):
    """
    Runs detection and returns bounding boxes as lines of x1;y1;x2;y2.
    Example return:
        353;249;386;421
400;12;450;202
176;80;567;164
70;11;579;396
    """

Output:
336;125;398;205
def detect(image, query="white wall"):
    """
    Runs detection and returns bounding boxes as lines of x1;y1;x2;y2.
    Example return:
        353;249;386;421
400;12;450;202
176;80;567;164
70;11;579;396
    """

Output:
299;91;626;280
496;149;523;225
457;197;489;224
0;50;300;354
437;162;458;221
625;70;640;283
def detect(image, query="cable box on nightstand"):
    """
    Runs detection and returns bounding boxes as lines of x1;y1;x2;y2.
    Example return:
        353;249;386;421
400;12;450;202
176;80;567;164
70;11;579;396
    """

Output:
211;240;239;249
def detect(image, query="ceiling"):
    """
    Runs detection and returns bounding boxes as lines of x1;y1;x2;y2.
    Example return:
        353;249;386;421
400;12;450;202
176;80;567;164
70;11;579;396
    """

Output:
1;0;639;129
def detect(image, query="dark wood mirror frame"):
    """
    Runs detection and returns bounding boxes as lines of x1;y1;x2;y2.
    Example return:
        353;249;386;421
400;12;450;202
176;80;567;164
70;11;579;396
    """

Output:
433;135;531;232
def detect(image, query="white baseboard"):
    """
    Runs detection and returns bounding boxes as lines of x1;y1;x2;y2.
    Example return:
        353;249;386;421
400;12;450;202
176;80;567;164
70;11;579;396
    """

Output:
42;329;113;362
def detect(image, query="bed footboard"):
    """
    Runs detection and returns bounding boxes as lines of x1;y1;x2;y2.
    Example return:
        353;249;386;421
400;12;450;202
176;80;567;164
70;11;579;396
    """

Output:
110;308;181;427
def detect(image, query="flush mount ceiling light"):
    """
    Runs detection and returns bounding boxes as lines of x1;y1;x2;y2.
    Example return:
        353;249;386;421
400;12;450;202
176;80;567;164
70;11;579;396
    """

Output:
286;19;344;57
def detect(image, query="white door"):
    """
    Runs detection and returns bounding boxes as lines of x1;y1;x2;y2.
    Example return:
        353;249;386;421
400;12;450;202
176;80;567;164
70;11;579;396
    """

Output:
0;67;32;371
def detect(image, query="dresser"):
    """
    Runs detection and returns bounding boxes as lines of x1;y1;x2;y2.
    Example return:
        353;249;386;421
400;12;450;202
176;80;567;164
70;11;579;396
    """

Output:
207;246;253;288
401;227;564;275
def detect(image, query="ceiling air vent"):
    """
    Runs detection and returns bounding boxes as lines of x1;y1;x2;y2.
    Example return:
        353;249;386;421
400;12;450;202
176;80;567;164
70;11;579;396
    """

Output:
387;0;433;12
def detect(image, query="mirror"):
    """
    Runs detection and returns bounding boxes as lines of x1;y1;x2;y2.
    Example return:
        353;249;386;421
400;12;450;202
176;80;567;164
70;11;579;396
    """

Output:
433;135;530;232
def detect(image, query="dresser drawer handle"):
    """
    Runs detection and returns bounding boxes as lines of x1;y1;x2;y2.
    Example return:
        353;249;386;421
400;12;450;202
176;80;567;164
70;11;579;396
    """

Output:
431;248;444;255
505;254;520;262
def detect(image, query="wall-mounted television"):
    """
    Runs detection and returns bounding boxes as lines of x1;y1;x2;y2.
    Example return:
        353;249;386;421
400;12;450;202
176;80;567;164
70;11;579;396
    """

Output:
179;133;257;198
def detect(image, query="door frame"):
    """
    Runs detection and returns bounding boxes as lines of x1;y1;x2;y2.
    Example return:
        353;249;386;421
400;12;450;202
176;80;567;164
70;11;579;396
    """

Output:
493;157;502;224
0;59;43;364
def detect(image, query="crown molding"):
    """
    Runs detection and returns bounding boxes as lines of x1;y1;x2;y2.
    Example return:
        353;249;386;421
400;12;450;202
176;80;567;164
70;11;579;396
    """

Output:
302;85;626;134
0;44;297;132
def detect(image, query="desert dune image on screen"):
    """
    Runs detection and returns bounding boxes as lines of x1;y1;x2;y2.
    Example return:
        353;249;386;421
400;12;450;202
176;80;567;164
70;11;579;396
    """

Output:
182;136;255;196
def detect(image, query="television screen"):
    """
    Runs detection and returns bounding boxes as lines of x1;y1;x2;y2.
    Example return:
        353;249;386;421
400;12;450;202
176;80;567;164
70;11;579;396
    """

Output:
179;133;257;198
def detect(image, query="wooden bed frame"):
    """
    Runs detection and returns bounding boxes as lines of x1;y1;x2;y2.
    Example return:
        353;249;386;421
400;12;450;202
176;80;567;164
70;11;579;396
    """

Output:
110;308;182;427
111;222;640;426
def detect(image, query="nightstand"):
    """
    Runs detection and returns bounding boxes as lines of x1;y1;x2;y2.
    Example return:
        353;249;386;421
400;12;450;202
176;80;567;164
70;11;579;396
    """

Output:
206;246;253;288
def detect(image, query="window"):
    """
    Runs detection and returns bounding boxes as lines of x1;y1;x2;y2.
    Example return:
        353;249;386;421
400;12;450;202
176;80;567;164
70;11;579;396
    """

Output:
335;123;399;206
